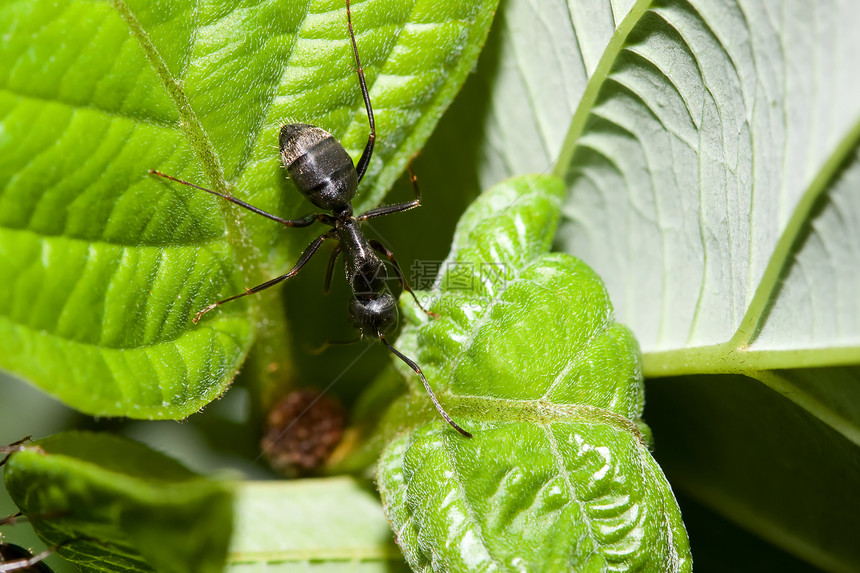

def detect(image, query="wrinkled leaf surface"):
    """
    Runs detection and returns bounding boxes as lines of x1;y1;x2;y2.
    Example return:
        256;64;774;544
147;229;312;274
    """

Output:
376;175;691;572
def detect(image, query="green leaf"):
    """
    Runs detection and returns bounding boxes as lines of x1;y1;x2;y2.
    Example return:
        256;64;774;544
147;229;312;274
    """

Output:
3;431;234;573
3;431;411;573
376;175;691;571
0;0;500;418
227;477;408;572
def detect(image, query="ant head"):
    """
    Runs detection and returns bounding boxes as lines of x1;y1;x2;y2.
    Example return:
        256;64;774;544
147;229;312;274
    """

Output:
348;293;397;338
279;124;358;211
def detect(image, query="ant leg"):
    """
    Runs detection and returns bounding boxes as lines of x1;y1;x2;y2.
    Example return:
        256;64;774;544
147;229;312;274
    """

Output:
0;546;54;572
369;240;437;318
148;170;335;228
193;231;335;324
345;0;375;183
378;335;471;438
305;337;362;355
0;512;23;526
323;245;342;295
357;167;421;221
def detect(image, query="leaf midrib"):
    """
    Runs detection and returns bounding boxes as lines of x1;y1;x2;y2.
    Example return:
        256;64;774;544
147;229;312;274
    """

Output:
642;345;860;447
107;0;275;360
732;115;860;348
551;0;654;177
449;395;645;444
109;0;227;198
432;191;564;390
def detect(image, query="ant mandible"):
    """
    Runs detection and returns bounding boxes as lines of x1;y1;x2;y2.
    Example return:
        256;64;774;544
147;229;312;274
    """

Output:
149;0;471;438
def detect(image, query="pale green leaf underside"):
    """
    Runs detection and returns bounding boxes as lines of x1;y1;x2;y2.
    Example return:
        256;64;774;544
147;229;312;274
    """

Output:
0;0;498;417
554;0;860;362
468;0;636;186
555;0;860;453
753;148;860;352
377;176;690;571
457;0;860;368
227;478;407;572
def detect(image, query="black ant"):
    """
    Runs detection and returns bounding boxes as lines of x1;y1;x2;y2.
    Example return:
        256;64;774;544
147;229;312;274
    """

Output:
149;0;470;437
0;514;53;573
1;440;53;572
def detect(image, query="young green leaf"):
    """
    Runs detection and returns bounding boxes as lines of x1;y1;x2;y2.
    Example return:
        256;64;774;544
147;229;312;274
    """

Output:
3;431;234;573
0;0;499;418
376;175;692;571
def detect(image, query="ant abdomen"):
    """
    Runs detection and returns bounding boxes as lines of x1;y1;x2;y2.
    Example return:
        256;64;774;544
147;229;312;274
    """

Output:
279;123;358;210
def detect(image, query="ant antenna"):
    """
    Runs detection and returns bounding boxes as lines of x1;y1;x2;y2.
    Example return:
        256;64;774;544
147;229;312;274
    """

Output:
378;335;472;438
345;0;375;182
304;338;362;355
